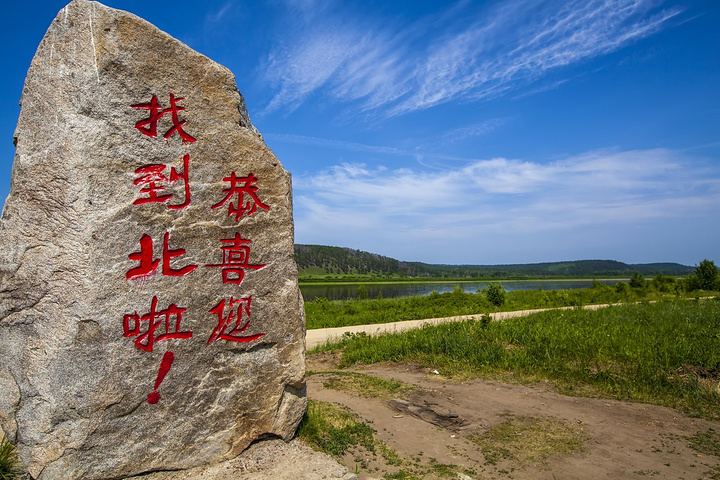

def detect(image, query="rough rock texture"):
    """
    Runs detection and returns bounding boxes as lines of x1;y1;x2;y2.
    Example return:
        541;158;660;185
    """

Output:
127;438;358;480
0;1;305;479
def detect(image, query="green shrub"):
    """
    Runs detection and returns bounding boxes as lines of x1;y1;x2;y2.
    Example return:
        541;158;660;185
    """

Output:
614;281;629;293
629;271;646;288
486;283;506;307
695;259;719;291
650;274;677;293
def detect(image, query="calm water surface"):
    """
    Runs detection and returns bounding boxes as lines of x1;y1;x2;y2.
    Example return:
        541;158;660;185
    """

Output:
300;279;622;301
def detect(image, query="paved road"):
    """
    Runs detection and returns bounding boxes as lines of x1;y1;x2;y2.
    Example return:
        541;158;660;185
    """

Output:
306;303;612;350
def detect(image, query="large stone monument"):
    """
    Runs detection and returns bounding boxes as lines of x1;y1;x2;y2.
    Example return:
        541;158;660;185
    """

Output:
0;1;306;479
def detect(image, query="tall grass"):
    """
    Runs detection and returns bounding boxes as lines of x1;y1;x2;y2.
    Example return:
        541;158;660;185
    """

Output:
319;299;720;418
0;437;22;480
305;283;687;330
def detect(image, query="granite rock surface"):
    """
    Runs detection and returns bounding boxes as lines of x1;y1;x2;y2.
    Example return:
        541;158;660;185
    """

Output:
0;1;305;478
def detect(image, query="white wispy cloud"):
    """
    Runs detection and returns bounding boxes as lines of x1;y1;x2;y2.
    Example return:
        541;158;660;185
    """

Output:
264;126;512;168
262;29;366;113
292;148;719;261
260;0;683;117
205;2;233;24
440;118;511;143
264;133;418;159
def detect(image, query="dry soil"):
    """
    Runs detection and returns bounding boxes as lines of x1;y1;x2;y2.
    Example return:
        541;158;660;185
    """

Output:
306;352;720;480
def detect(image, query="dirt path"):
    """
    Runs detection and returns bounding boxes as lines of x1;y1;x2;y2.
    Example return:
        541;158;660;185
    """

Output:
307;354;720;479
306;304;612;350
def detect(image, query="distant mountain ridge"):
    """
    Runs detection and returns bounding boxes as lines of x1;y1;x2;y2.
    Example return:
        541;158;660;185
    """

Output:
294;244;694;278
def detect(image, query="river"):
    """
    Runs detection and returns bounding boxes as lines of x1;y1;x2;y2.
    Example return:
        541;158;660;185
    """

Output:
299;279;623;301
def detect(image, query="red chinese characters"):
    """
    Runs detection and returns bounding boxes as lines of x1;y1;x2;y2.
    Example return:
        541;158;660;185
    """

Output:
205;232;266;285
126;232;198;281
207;296;265;344
123;296;193;352
148;351;174;404
133;154;191;209
124;92;270;404
131;93;196;143
211;172;269;221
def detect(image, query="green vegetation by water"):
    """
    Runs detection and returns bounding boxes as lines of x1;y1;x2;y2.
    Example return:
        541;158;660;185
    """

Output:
314;299;720;419
305;276;702;330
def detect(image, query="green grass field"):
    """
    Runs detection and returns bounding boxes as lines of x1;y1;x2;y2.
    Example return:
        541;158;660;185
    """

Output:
313;299;720;419
304;281;696;330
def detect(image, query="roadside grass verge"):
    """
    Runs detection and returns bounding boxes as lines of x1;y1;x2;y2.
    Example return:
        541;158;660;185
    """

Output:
305;284;699;330
314;299;720;419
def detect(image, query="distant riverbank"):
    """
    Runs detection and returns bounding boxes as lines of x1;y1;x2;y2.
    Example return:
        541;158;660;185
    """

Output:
299;278;625;301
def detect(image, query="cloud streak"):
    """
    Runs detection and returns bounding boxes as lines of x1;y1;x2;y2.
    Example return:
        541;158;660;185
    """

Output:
260;0;682;117
205;2;233;24
264;133;419;159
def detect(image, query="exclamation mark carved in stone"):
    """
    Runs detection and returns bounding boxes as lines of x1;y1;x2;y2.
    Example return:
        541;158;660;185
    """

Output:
148;351;174;404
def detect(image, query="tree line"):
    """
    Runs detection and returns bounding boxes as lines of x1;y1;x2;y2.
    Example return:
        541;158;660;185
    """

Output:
294;244;696;279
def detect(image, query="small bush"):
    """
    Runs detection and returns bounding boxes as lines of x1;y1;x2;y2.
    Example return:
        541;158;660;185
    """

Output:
650;274;677;293
695;259;719;291
486;283;506;307
629;271;646;288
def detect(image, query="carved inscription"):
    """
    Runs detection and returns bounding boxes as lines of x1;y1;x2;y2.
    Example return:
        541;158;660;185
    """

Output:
126;94;270;403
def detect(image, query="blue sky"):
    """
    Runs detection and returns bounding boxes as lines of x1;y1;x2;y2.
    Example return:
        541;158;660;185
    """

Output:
1;0;718;265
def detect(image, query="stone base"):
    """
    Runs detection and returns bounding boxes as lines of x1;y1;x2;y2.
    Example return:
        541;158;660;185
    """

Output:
126;438;357;480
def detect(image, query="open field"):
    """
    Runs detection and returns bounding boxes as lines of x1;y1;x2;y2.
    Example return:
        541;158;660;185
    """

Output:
305;280;704;329
302;299;720;479
312;299;720;418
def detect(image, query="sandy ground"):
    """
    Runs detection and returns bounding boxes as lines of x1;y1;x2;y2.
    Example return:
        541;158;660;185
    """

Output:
307;353;720;480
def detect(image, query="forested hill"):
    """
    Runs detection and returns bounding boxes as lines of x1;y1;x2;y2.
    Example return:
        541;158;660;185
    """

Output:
294;244;694;278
